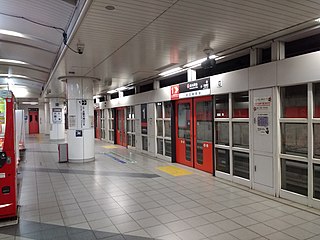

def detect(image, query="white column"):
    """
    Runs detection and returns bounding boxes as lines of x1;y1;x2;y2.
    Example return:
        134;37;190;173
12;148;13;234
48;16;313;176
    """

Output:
271;41;285;61
49;98;65;140
187;69;196;82
44;102;50;135
250;48;262;66
66;78;94;163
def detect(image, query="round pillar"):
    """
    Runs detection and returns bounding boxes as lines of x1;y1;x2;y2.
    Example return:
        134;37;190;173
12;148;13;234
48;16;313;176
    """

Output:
49;98;65;140
66;77;95;163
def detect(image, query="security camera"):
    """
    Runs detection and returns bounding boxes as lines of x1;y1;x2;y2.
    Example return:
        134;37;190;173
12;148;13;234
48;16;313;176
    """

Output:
77;43;85;54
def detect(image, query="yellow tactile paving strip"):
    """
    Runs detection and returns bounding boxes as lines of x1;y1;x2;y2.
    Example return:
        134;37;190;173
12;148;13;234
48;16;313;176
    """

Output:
157;165;193;176
102;145;118;149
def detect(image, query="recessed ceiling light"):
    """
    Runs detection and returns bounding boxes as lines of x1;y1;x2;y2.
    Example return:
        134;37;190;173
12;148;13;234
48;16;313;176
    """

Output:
105;5;115;10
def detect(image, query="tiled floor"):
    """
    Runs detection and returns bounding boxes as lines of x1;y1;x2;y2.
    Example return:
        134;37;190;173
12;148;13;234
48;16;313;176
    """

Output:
1;134;320;239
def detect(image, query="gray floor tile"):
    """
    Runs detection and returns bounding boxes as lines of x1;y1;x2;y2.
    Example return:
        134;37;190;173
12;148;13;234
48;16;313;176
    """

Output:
115;221;141;234
175;228;206;240
214;219;242;231
247;223;277;236
232;215;258;227
165;220;192;232
155;213;180;224
144;225;172;238
137;217;162;228
209;233;238;240
265;232;297;240
195;223;224;237
229;228;260;240
264;218;292;231
282;226;316;239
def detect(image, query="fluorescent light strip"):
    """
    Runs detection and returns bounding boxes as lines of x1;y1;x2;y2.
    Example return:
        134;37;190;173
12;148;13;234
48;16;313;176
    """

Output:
0;74;29;79
0;29;27;39
159;67;183;76
107;90;117;94
161;68;187;77
21;102;38;105
0;59;28;65
183;55;217;68
115;86;128;91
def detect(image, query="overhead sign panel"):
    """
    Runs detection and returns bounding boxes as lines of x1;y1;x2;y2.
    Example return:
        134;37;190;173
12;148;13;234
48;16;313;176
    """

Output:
170;78;210;100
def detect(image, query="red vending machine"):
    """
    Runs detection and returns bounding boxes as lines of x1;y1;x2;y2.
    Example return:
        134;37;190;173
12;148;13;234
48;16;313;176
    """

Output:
0;90;17;220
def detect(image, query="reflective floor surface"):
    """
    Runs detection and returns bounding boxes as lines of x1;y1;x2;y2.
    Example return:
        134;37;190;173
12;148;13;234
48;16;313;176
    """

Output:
1;134;320;240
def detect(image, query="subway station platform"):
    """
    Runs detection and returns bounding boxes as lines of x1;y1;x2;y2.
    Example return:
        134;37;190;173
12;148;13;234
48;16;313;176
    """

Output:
1;135;320;240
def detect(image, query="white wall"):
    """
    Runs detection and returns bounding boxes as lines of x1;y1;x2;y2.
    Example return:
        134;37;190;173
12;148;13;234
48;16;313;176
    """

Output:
101;86;171;109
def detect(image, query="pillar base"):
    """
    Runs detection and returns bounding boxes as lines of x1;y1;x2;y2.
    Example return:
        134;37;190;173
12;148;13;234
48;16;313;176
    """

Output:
67;129;94;162
68;157;95;163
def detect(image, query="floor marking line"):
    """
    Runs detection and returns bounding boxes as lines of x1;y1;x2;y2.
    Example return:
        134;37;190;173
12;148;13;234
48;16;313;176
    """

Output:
157;166;193;176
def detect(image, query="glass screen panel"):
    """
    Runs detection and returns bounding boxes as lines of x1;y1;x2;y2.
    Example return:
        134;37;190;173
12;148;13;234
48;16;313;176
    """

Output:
141;104;148;134
215;94;229;118
126;107;130;119
233;151;249;179
127;134;132;146
157;120;163;137
165;139;171;157
281;84;307;118
164;120;171;138
281;159;307;196
216;148;230;173
281;123;307;157
157;138;163;155
156;102;163;118
178;102;191;161
314;164;320;199
142;136;148;151
232;122;249;148
196;100;212;165
132;134;135;147
314;124;320;159
232;92;249;118
314;83;320;118
164;101;171;118
216;122;229;145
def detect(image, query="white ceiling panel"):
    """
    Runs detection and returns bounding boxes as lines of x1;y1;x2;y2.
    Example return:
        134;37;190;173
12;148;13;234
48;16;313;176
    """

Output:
2;0;320;99
0;0;79;98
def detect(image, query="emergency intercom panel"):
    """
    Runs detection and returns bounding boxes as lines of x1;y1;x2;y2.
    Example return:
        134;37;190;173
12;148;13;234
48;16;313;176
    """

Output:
52;108;62;123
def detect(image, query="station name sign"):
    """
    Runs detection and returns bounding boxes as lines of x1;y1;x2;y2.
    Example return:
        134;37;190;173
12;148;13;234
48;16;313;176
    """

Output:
171;78;210;100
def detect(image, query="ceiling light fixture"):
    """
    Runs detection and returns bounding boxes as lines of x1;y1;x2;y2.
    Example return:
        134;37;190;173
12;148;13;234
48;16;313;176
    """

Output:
115;86;128;92
0;29;27;39
107;90;117;94
21;102;38;105
159;67;183;76
0;59;28;65
183;55;218;68
315;18;320;23
0;74;29;79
